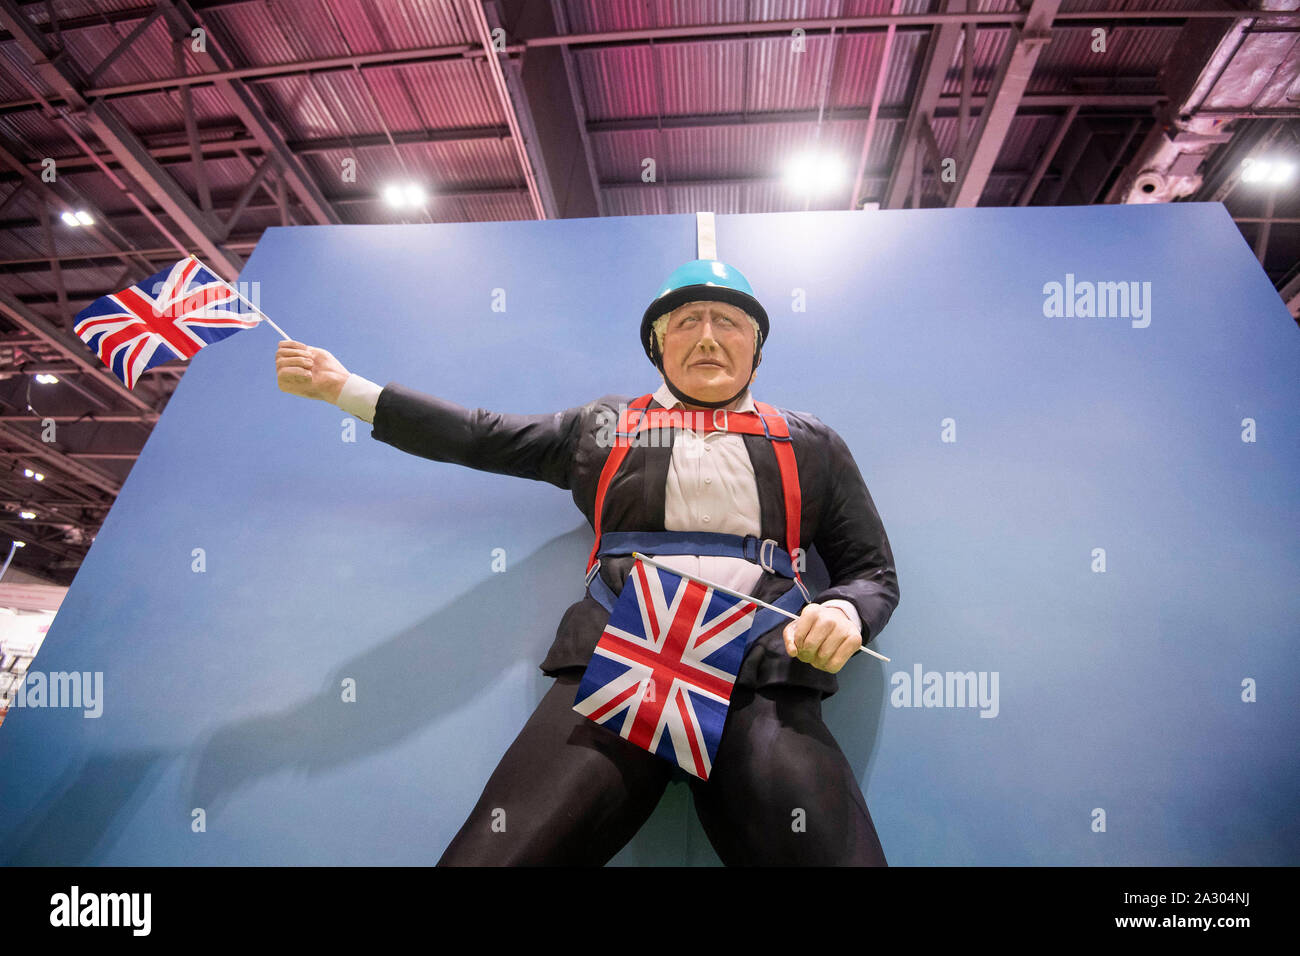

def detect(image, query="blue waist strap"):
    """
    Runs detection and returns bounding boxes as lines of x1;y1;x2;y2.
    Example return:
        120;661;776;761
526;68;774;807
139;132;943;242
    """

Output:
598;531;797;577
586;563;806;648
585;530;811;646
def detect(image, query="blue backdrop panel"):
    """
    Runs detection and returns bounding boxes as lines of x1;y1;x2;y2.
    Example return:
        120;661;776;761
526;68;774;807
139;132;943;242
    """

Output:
0;204;1295;866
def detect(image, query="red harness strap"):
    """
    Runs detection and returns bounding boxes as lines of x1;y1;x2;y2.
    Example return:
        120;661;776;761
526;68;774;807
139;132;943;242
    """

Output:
585;394;805;592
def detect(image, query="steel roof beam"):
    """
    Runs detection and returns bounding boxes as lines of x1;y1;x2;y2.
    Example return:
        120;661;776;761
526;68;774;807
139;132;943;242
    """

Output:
948;0;1061;207
0;131;197;278
463;1;548;219
83;102;242;274
1017;104;1080;204
881;0;968;210
0;518;87;563
160;1;340;227
84;5;165;86
0;241;260;269
6;0;250;35
0;418;123;497
0;0;243;275
585;96;1162;136
1;126;513;180
2;98;1156;181
0;289;158;417
549;0;605;216
4;1;1286;45
479;0;600;218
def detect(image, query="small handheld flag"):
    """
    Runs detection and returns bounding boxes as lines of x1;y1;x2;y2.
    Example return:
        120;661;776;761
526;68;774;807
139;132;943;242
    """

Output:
73;255;285;389
573;557;759;780
634;551;889;662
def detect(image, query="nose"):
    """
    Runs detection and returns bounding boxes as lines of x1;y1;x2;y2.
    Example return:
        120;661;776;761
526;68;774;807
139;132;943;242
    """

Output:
696;318;723;342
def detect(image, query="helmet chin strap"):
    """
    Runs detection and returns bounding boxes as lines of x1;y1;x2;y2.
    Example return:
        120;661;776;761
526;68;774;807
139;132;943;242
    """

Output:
659;347;760;410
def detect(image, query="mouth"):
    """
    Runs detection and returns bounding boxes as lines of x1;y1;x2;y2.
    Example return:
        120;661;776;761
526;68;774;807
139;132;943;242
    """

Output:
693;360;725;369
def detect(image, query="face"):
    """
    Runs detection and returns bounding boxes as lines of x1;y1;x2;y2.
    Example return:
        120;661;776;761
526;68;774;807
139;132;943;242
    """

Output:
659;300;760;406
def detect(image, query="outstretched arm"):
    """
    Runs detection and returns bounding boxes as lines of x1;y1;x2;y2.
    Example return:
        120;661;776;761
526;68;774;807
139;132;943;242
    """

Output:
368;381;585;490
275;341;586;490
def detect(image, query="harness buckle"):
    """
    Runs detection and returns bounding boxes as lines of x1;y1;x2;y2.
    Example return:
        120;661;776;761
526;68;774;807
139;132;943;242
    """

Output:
712;407;728;432
759;538;778;574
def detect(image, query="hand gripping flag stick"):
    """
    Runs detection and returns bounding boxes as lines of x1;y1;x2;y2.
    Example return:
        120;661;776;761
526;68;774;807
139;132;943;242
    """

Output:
632;551;890;662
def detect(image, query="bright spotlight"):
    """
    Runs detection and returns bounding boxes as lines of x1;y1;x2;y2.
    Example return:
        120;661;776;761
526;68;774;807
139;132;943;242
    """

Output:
75;210;94;225
19;512;35;520
784;152;846;196
1241;157;1296;186
34;373;59;384
1241;159;1268;183
60;211;79;226
384;183;428;208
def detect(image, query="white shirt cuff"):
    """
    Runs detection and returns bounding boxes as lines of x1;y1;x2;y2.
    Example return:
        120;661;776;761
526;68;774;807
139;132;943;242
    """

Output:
820;599;862;634
336;372;383;424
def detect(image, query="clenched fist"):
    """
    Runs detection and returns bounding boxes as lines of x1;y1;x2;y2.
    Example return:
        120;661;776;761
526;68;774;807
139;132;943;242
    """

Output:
276;340;349;403
783;603;861;674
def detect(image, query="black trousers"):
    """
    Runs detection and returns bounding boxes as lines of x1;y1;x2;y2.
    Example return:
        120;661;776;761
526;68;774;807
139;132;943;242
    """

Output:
437;671;887;866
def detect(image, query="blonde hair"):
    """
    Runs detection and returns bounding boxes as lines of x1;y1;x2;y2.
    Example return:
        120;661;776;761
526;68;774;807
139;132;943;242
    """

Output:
651;309;761;354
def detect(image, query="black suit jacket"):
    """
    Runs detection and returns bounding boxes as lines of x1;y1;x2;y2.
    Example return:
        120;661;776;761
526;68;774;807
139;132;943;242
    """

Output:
368;383;900;697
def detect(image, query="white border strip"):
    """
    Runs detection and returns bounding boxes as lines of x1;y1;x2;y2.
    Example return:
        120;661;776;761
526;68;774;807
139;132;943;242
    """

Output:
695;211;717;261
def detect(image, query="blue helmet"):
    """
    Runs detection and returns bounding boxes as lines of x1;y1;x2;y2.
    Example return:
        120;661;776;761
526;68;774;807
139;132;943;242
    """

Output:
640;259;769;368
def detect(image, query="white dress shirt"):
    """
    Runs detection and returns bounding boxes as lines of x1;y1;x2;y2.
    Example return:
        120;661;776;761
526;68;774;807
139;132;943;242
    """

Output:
335;373;860;632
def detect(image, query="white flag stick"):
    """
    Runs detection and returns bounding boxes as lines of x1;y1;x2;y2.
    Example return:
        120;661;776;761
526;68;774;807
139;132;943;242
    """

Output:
631;551;890;662
187;254;291;341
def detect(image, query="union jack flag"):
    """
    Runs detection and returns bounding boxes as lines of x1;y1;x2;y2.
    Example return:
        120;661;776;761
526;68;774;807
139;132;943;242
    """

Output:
573;558;758;779
73;256;261;389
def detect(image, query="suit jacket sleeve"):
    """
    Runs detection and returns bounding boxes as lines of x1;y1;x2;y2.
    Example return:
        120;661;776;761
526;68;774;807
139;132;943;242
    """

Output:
369;381;587;491
810;424;900;644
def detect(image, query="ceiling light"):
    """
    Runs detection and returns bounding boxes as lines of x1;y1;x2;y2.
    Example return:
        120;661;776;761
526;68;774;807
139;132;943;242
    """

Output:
60;211;79;226
1241;157;1296;186
19;512;34;520
1241;159;1268;183
75;210;94;225
383;182;429;208
34;373;58;384
783;152;846;196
